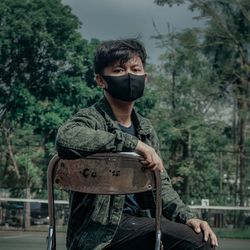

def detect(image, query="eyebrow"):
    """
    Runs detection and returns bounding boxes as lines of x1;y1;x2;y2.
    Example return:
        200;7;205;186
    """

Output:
132;63;143;67
111;59;143;68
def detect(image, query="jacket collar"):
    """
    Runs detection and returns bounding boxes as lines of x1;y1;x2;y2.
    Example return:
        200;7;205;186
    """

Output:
95;97;152;136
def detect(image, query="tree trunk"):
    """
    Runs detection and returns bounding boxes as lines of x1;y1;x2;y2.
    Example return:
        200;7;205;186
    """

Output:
24;187;31;228
3;128;20;179
236;77;247;228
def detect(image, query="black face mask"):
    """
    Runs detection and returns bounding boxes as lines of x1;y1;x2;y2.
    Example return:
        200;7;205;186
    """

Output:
102;73;145;102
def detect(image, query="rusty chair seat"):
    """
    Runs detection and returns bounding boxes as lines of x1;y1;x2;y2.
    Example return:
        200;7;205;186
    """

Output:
47;152;162;250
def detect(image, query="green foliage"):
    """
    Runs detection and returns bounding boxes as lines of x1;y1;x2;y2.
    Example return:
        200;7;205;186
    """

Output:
0;125;43;196
189;0;250;212
0;0;249;210
151;0;250;211
0;0;101;197
0;0;101;129
215;227;250;239
135;65;159;116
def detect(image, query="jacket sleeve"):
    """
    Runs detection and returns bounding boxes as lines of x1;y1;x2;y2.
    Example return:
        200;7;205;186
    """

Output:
55;108;138;158
149;127;196;223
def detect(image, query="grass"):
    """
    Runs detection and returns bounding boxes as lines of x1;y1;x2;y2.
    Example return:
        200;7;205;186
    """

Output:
214;227;250;239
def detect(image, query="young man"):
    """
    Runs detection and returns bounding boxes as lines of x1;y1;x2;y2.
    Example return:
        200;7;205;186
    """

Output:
56;39;218;250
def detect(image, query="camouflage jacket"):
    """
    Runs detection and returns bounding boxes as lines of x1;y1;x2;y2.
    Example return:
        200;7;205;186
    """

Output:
55;97;195;250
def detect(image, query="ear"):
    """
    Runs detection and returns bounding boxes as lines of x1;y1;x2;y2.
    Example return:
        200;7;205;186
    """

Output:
95;74;107;89
144;73;148;83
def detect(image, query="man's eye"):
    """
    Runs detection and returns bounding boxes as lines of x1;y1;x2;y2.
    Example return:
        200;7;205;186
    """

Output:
133;68;142;72
113;68;124;73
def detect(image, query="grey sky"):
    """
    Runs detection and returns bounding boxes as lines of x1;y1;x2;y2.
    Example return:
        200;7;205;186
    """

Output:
62;0;202;64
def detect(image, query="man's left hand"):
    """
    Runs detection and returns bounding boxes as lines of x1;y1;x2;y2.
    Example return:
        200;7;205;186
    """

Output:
186;218;218;247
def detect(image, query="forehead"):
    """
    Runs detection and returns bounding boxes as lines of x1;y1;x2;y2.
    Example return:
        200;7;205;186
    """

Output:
111;55;144;67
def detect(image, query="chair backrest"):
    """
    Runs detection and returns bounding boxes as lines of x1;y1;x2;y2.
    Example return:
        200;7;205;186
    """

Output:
47;152;162;250
54;152;156;194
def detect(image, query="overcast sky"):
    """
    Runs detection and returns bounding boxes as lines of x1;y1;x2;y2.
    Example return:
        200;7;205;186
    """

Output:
62;0;203;64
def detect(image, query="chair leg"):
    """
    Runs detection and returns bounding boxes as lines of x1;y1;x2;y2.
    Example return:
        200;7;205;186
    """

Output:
154;170;162;250
155;230;162;250
47;155;60;250
47;226;54;250
47;201;56;250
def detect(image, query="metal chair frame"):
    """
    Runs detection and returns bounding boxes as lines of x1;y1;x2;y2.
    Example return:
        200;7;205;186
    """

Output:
47;152;162;250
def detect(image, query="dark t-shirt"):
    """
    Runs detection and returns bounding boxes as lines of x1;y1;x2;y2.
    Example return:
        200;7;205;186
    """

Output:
118;123;144;216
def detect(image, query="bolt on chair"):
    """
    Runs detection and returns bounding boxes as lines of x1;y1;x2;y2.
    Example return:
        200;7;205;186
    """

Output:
47;152;162;250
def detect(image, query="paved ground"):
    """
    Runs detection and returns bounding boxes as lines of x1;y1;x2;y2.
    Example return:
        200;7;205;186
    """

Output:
0;231;250;250
0;231;66;250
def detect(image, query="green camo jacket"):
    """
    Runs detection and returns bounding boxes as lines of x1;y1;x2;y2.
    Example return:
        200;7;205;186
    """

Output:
55;97;195;250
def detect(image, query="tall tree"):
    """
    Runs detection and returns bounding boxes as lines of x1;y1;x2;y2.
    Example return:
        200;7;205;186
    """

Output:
0;0;101;213
196;0;250;209
149;29;229;204
154;0;250;225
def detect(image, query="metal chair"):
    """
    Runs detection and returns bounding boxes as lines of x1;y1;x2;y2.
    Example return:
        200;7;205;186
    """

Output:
47;152;162;250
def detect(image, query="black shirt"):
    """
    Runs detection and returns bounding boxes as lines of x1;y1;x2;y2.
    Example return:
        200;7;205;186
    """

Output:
118;123;144;216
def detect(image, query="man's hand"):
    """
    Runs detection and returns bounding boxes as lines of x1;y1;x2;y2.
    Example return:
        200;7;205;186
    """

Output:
186;218;218;247
135;140;164;172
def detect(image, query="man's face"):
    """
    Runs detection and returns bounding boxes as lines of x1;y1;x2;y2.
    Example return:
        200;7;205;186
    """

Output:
103;55;146;77
95;55;147;102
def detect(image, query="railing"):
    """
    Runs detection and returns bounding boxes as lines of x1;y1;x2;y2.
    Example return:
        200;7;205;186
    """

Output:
0;197;68;230
0;197;250;232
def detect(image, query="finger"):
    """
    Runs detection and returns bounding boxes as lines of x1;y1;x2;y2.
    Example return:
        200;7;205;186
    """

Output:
152;165;159;171
152;164;163;172
195;226;201;233
144;154;153;166
201;223;219;247
150;156;163;171
146;155;156;168
193;223;201;233
210;232;218;247
140;160;156;169
154;157;164;172
140;160;150;165
147;161;156;168
187;220;200;233
200;222;211;241
200;222;209;241
203;229;209;242
158;163;164;172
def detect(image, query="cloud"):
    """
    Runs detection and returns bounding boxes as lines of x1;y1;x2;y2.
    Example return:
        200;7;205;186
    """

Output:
62;0;202;63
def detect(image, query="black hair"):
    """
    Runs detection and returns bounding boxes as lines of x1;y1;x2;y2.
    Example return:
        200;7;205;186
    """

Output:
94;38;147;74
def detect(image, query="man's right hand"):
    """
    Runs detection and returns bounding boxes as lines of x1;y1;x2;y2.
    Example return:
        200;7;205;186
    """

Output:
135;140;164;173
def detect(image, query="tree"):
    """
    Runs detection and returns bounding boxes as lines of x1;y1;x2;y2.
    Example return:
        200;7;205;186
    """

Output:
154;0;250;226
148;28;230;204
0;0;101;226
195;0;250;207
